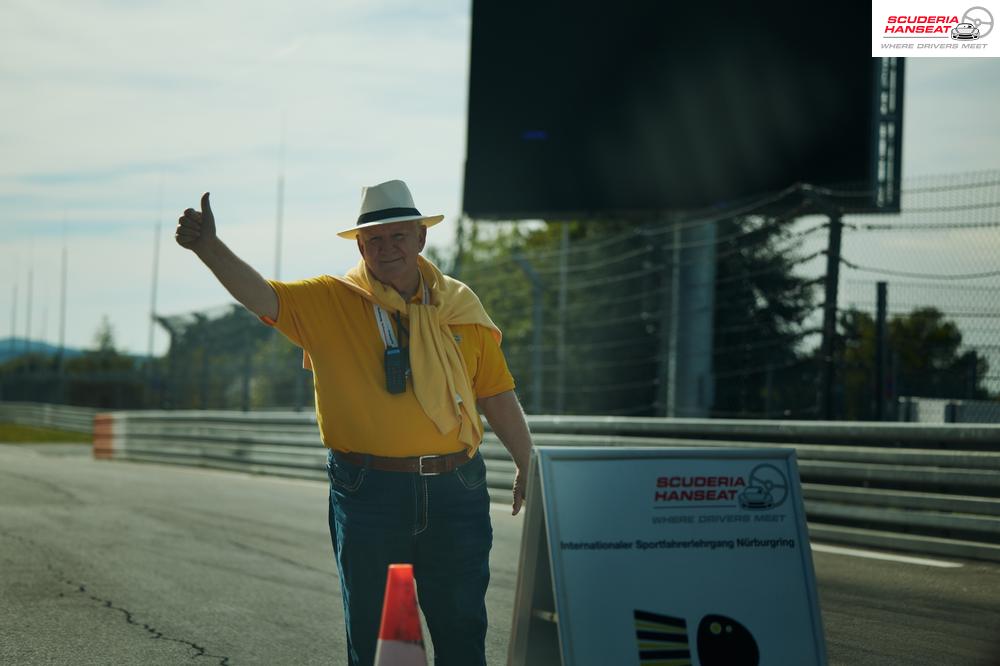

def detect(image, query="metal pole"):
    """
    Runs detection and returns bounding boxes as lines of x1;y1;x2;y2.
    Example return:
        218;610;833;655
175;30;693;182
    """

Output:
148;222;161;364
874;281;887;420
275;116;286;281
555;223;568;414
764;364;774;418
56;240;67;403
452;215;465;278
200;346;209;410
25;264;33;354
58;243;67;363
656;230;671;416
196;315;209;410
531;284;543;414
275;175;285;281
819;214;843;420
667;224;681;417
967;351;978;399
242;334;252;412
10;282;17;356
513;252;543;414
891;350;900;420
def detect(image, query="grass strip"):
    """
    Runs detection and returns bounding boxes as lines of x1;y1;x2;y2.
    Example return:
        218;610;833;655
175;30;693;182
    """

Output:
0;422;90;443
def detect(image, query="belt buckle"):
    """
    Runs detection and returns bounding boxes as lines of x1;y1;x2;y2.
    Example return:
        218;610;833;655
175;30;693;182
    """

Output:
418;455;442;476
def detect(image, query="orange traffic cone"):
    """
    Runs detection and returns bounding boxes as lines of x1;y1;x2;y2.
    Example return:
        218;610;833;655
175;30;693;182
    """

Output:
374;564;428;666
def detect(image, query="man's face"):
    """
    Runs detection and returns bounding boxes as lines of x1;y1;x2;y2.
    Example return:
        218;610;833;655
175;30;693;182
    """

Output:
356;220;427;286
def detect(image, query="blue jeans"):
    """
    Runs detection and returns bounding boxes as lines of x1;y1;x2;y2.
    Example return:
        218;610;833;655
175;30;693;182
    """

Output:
326;449;493;666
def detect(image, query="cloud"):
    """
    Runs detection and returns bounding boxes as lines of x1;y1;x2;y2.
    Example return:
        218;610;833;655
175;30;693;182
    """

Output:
0;0;471;354
902;60;1000;176
1;6;997;358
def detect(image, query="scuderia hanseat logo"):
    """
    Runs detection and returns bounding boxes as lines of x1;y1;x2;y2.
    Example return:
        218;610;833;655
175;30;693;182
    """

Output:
634;609;759;666
883;6;993;37
653;464;788;510
879;6;994;49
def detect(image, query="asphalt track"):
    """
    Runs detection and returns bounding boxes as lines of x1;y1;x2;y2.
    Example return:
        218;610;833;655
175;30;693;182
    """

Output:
1;443;999;665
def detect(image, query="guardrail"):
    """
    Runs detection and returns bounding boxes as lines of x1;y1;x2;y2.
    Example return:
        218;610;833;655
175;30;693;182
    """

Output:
0;401;97;434
899;396;1000;423
86;409;1000;564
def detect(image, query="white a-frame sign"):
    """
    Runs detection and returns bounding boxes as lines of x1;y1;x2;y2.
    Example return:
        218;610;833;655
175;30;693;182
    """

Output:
508;446;827;666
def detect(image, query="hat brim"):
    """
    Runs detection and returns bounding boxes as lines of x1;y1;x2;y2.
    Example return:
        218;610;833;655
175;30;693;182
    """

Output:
337;214;444;239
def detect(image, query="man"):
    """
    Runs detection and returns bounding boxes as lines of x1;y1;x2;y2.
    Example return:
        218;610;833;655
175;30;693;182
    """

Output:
175;179;532;666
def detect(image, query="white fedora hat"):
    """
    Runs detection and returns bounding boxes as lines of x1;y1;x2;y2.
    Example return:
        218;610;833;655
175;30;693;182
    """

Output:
337;179;444;239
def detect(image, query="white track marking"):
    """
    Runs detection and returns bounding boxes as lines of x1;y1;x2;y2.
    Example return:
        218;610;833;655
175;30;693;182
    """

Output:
810;542;963;568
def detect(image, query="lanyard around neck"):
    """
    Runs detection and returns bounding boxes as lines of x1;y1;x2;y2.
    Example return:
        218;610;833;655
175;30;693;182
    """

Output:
372;282;430;349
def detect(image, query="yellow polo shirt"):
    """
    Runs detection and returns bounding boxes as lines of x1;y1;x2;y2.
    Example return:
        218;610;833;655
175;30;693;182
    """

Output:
264;275;515;456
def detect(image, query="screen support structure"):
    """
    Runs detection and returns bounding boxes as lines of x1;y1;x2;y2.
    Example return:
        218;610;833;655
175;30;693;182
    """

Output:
873;58;904;213
655;217;717;417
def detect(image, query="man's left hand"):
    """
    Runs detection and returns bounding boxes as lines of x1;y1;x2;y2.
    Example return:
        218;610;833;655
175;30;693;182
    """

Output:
512;467;526;515
476;390;533;516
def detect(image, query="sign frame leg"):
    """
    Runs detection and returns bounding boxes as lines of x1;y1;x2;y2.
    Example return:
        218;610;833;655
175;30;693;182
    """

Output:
507;451;563;665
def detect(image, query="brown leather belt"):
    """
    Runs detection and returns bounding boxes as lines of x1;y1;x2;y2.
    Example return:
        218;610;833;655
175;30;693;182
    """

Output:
335;450;472;476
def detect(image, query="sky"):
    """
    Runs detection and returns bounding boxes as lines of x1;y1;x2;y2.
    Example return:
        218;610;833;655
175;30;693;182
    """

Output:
2;0;999;358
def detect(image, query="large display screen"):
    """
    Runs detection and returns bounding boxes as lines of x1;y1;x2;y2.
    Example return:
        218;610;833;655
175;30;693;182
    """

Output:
464;2;892;219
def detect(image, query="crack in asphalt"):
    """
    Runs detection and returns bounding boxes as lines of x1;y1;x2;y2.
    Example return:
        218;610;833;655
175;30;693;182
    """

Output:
57;574;231;666
1;529;231;666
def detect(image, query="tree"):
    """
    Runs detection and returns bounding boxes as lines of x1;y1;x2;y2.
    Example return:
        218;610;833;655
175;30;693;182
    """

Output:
710;215;822;418
840;306;990;419
93;315;117;353
63;316;145;408
454;215;820;417
0;353;61;403
452;222;548;411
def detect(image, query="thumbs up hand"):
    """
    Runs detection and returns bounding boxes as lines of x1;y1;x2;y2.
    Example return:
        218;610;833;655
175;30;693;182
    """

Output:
175;192;218;253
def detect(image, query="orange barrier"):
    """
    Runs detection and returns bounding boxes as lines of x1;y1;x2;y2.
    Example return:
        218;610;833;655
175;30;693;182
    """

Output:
374;563;427;665
93;413;113;460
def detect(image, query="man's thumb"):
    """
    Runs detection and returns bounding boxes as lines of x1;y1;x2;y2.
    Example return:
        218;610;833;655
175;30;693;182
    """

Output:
201;192;212;218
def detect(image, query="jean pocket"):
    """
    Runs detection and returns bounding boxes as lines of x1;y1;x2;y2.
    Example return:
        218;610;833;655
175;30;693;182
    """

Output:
328;456;367;493
455;452;487;490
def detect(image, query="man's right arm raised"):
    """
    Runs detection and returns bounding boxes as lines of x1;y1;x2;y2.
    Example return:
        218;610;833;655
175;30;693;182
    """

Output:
175;192;279;322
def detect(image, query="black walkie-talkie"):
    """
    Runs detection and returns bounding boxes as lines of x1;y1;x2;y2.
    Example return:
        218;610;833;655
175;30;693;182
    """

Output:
385;311;410;394
385;346;408;394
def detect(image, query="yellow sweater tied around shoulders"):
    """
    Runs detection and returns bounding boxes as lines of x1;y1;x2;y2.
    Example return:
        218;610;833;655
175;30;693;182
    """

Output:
329;256;502;454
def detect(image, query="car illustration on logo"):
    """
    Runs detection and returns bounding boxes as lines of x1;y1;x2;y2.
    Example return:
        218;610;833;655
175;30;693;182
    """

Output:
738;464;788;510
738;486;774;510
951;22;980;39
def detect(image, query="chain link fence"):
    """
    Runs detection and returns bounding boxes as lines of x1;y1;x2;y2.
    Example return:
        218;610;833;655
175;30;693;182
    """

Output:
835;171;1000;419
457;170;1000;420
2;171;998;421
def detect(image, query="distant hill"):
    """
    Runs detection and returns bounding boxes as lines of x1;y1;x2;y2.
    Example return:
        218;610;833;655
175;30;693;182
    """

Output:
0;338;85;364
0;338;155;364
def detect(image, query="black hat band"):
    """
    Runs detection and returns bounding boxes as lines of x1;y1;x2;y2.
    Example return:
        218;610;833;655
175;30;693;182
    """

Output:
357;207;421;226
